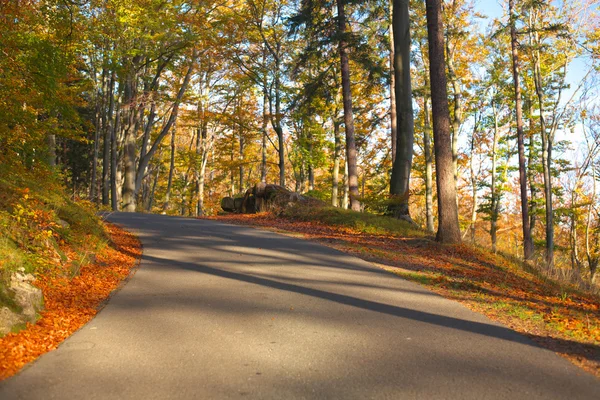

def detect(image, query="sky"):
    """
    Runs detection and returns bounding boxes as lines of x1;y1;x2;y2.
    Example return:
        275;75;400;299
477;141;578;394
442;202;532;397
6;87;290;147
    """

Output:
470;0;597;162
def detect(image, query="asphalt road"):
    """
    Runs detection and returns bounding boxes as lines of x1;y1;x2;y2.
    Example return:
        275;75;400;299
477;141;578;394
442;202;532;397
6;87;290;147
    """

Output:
1;213;599;399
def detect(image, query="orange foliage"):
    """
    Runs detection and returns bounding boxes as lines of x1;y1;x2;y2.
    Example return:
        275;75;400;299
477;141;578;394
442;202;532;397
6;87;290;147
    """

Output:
0;224;141;380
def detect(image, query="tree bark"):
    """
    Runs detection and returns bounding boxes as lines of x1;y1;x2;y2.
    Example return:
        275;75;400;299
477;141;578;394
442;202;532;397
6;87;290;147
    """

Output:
163;126;176;212
423;96;434;233
389;0;415;219
425;0;461;243
332;118;341;207
389;0;397;163
102;70;116;206
509;0;534;260
336;0;360;211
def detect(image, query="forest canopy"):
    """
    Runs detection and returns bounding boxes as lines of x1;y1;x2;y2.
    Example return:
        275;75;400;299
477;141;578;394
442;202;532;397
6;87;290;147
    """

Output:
1;0;600;279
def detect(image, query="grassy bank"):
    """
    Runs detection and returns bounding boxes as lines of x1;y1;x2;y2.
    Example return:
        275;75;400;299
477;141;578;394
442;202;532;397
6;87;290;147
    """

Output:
0;162;107;330
208;206;600;378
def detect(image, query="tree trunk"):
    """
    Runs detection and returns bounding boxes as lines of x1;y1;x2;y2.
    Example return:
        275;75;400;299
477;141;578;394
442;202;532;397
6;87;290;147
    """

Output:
336;0;360;211
121;64;139;212
342;159;349;209
425;0;461;243
110;99;120;211
532;29;554;267
424;97;434;233
490;101;500;253
509;0;534;260
469;114;478;243
102;70;115;206
389;0;415;219
389;0;397;163
332;119;341;207
163;126;176;212
262;66;268;184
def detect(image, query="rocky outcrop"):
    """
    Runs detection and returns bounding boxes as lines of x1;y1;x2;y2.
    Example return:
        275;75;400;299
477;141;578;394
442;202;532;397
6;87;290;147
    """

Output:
221;183;322;214
0;269;44;336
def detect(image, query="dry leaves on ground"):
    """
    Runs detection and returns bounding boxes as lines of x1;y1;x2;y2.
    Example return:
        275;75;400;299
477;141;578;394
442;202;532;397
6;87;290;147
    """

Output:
0;223;141;380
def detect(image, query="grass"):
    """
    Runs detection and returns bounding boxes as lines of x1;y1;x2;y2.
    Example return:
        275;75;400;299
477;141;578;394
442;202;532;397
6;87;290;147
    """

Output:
282;205;427;237
209;204;600;377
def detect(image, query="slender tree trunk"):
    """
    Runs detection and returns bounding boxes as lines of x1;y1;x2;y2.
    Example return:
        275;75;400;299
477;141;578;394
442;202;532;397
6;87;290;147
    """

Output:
425;0;461;243
332;119;341;207
90;67;106;202
389;0;397;163
147;166;160;212
102;70;115;205
509;0;533;260
336;0;360;211
532;36;554;267
110;99;121;211
527;99;538;237
342;159;349;209
446;44;461;187
262;67;268;184
163;126;176;212
389;0;415;220
490;101;500;253
469;114;478;243
424;97;434;233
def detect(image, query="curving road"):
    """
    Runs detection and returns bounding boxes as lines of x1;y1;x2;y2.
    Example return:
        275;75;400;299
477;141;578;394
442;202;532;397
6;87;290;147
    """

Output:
1;213;599;399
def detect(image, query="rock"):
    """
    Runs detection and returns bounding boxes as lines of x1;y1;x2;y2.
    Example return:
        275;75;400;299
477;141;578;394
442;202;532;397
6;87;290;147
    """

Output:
221;197;235;212
233;197;244;211
0;269;44;336
57;219;70;229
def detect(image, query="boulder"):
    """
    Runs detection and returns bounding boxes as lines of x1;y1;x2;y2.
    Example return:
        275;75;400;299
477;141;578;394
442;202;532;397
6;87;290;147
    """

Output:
0;269;44;336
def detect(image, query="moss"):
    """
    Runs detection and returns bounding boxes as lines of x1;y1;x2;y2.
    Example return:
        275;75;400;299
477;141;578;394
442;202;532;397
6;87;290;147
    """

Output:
282;204;427;238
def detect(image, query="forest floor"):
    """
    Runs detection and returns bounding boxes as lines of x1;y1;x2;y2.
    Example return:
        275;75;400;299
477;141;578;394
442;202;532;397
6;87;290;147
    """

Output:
206;210;600;378
0;223;141;379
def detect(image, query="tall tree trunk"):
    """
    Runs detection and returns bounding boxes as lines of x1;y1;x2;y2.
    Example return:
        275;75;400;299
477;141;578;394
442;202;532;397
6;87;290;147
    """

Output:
527;98;538;237
336;0;360;211
90;66;106;202
446;42;461;187
102;70;115;205
332;119;341;207
121;62;139;212
163;126;176;212
490;101;500;253
342;159;349;209
262;67;268;184
469;113;478;243
110;99;120;211
424;96;434;233
531;26;554;267
389;0;397;163
509;0;533;260
425;0;461;243
389;0;415;220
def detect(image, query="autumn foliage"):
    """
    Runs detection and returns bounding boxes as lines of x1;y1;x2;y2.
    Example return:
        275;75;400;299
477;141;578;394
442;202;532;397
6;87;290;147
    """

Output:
0;224;141;380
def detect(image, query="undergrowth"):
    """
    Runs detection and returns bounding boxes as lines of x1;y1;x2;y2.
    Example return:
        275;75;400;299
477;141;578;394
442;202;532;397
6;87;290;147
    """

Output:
0;161;108;318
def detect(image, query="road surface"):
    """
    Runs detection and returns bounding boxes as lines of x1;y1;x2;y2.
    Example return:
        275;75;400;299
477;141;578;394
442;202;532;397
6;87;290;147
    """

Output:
1;213;598;399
